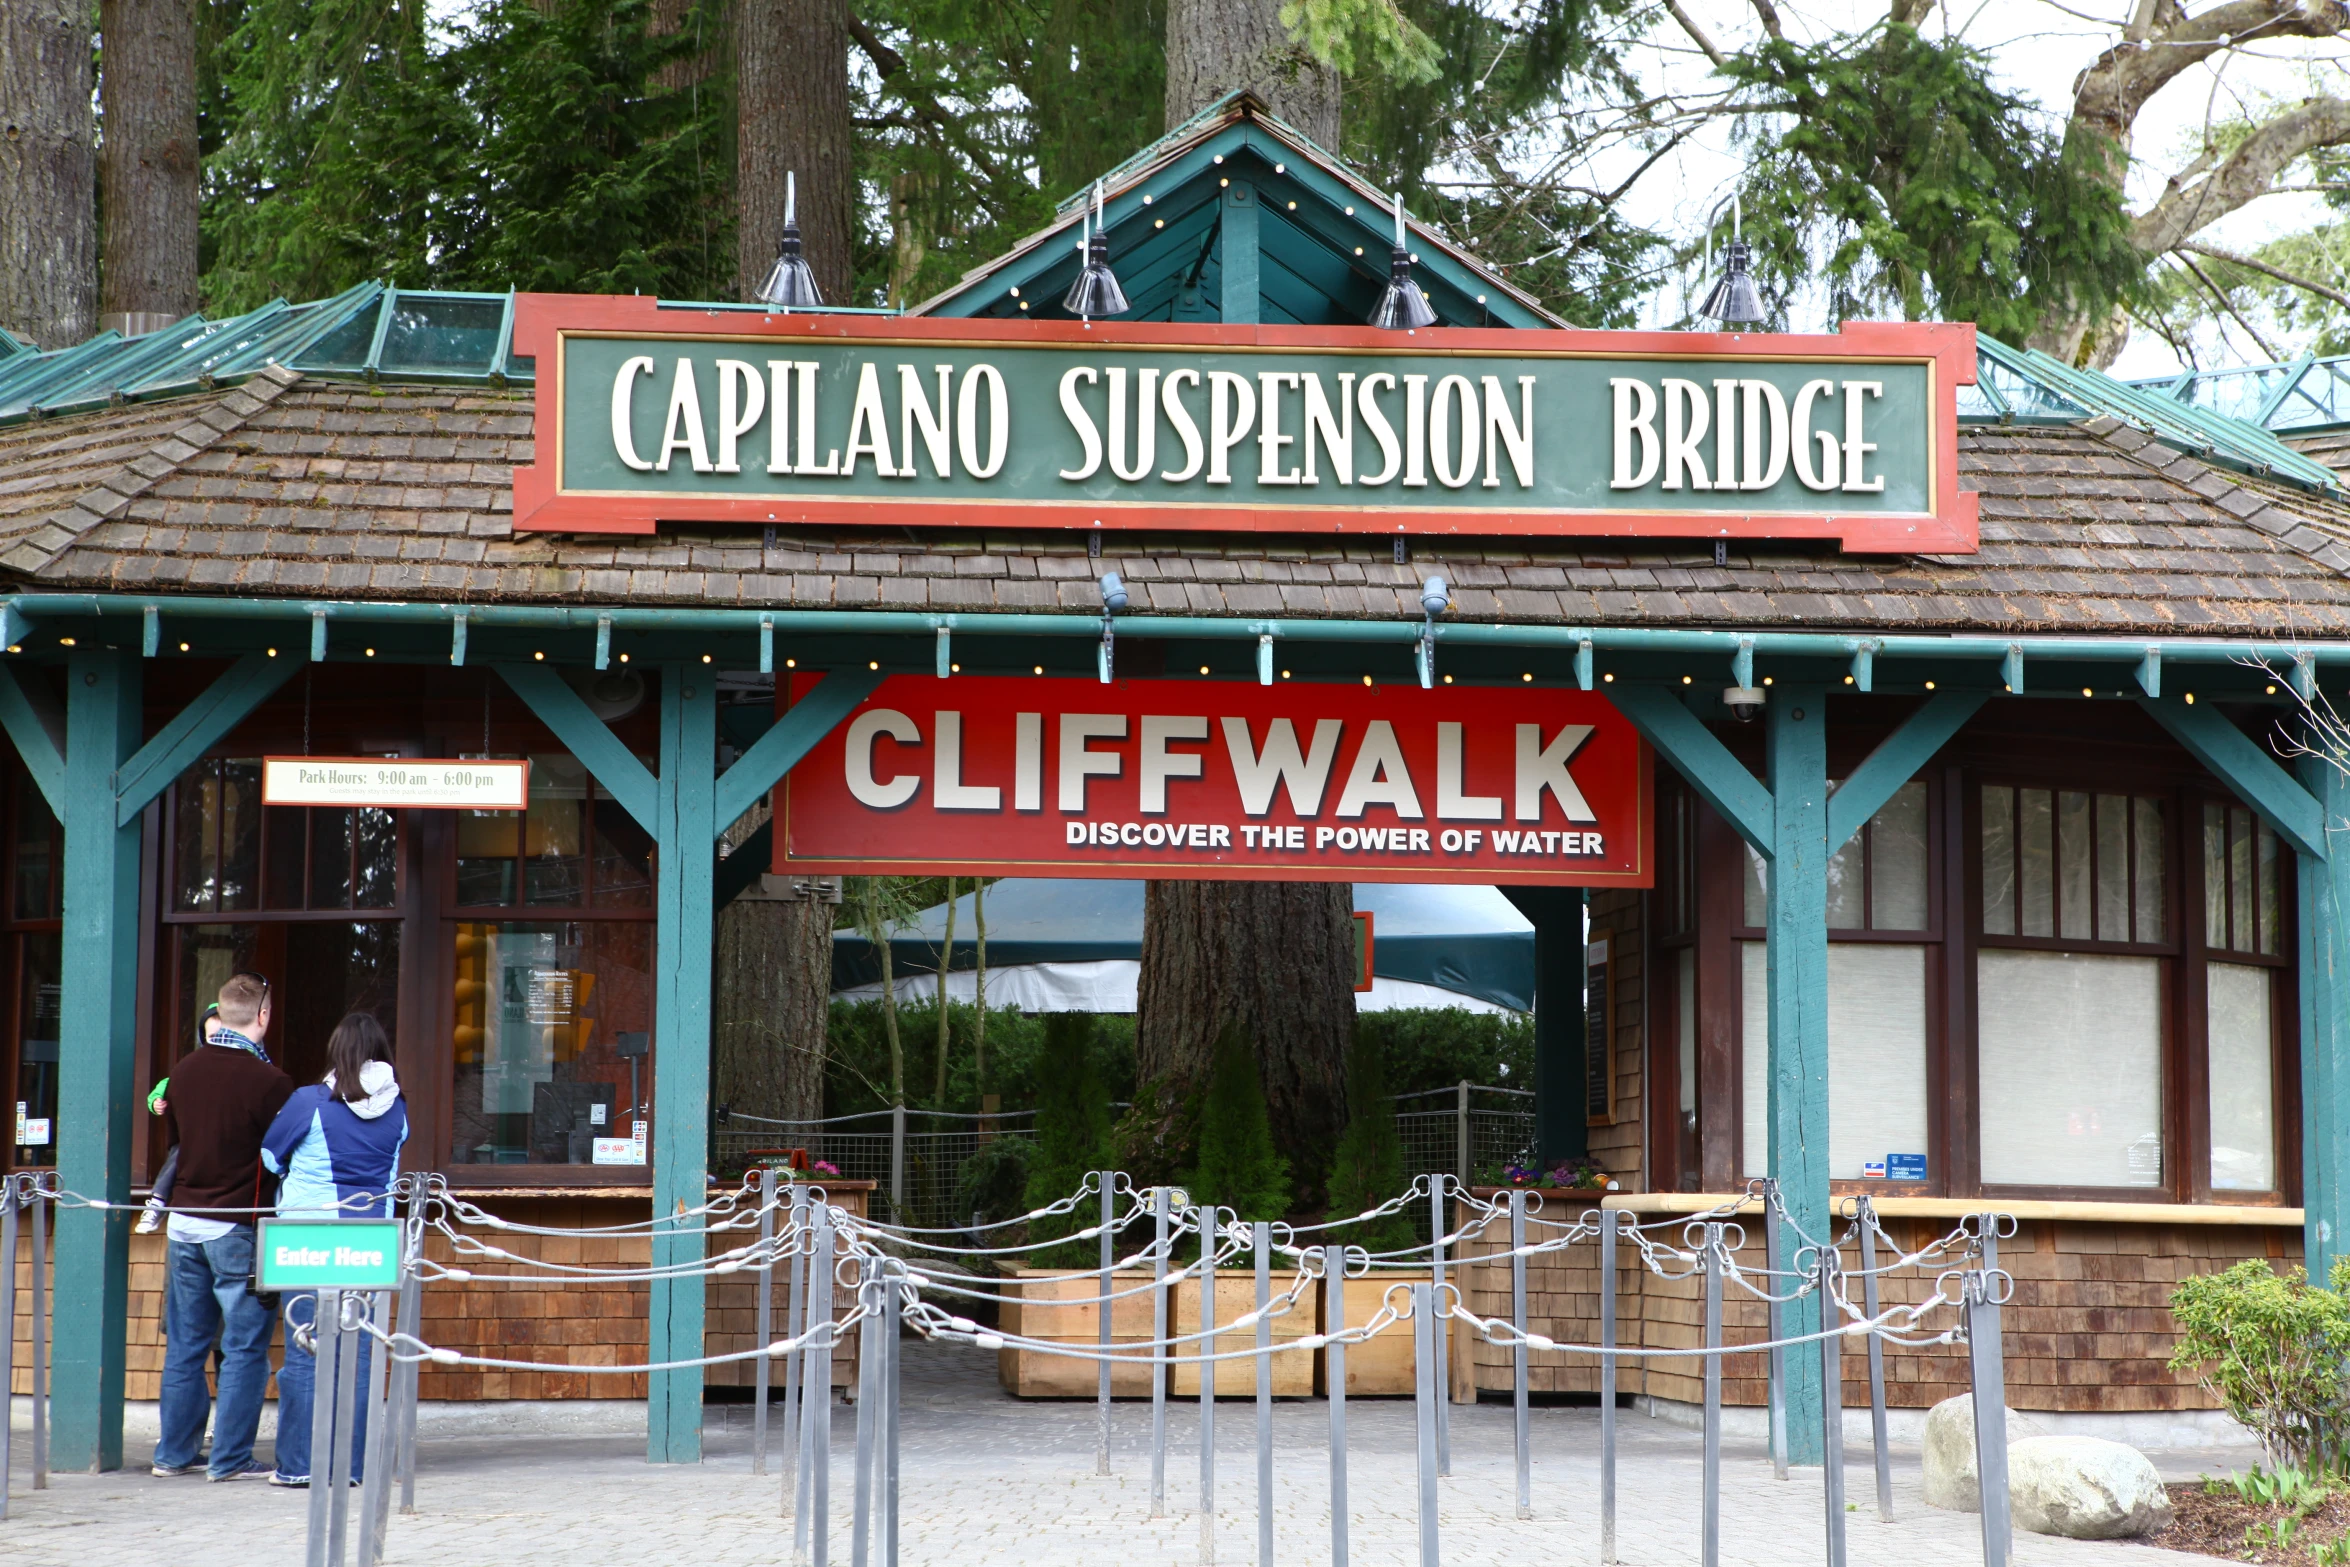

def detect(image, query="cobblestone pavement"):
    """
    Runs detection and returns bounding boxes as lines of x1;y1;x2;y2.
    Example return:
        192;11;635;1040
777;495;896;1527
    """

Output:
4;1341;2232;1567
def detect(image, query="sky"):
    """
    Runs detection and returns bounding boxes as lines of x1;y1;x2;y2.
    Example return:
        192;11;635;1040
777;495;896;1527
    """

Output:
1597;0;2346;377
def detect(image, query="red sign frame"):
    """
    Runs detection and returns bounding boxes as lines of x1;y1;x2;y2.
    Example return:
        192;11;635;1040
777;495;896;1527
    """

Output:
774;674;1652;887
509;294;1979;553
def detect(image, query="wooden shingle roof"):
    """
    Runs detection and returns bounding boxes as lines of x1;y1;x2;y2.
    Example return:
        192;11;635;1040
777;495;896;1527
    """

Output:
7;368;2350;639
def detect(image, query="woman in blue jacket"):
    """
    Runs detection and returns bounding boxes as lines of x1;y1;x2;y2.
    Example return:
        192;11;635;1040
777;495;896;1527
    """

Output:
261;1012;408;1488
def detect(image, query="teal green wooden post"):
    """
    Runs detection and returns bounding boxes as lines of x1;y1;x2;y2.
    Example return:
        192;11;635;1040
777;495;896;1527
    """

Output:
2297;751;2349;1281
1222;183;1259;324
1764;685;1829;1466
55;650;143;1471
650;665;717;1462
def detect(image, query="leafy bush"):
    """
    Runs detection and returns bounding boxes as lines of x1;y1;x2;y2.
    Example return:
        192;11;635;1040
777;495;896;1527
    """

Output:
1356;1008;1534;1098
824;998;1135;1116
954;1135;1037;1231
1183;1022;1291;1225
1022;1013;1114;1266
1326;1022;1416;1253
2168;1258;2350;1474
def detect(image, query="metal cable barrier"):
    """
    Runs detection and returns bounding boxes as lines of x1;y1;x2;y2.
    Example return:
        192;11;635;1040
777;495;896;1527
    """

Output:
2;1170;2021;1567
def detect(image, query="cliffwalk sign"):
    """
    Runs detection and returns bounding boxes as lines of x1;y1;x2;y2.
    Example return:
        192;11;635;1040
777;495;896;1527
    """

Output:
774;673;1652;887
511;296;1978;553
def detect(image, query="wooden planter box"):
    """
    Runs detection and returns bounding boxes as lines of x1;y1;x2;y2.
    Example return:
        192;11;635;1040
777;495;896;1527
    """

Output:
1171;1271;1316;1397
1319;1266;1432;1396
997;1266;1161;1398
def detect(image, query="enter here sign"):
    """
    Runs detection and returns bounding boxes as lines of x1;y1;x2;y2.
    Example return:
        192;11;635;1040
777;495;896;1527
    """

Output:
776;674;1651;887
256;1218;404;1290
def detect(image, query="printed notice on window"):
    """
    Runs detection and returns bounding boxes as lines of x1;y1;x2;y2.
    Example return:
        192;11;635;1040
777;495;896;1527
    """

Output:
263;756;531;810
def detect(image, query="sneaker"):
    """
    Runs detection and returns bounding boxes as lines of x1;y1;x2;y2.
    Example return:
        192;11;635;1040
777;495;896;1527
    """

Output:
134;1199;165;1235
150;1460;200;1477
268;1472;309;1489
207;1462;270;1482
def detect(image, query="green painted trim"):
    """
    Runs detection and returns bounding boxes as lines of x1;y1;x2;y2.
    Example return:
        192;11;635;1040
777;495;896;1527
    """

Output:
0;661;66;815
1222;183;1260;325
1764;682;1830;1466
2136;697;2327;860
1603;685;1773;852
2296;749;2349;1279
1825;692;1987;853
649;665;717;1463
494;664;658;831
53;649;143;1470
712;669;883;833
114;651;308;826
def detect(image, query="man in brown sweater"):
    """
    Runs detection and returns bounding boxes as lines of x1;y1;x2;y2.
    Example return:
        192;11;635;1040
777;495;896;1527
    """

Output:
152;972;292;1481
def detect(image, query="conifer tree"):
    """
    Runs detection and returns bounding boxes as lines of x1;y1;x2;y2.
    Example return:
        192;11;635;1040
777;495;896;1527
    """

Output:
1325;1019;1414;1252
1183;1022;1290;1224
1023;1012;1112;1265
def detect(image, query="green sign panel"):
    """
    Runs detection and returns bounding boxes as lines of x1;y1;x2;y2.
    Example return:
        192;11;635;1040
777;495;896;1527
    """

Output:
257;1217;404;1290
511;300;1978;552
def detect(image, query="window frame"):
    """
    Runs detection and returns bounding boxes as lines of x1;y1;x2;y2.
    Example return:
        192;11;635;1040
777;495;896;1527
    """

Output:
2;763;62;1173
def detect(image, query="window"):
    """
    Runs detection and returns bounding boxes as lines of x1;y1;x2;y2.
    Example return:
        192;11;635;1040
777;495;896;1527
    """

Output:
2207;963;2276;1192
6;769;61;1169
173;758;398;913
450;920;652;1165
1743;780;1929;931
2203;803;2281;957
455;754;652;909
1981;787;2165;943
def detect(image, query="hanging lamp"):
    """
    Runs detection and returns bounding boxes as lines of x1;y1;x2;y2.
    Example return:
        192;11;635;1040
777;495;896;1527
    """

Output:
1062;182;1129;321
1697;194;1766;326
758;171;825;311
1369;189;1437;331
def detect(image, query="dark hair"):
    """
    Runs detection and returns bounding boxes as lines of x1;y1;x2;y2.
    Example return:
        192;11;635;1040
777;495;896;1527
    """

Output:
327;1013;394;1101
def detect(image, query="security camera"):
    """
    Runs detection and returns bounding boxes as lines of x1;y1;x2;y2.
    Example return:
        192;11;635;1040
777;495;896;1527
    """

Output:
1100;571;1128;614
1723;686;1766;721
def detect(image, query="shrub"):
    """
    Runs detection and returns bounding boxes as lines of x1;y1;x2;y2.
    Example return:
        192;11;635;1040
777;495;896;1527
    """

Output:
955;1135;1037;1231
1022;1013;1114;1266
2168;1258;2350;1474
1183;1021;1290;1225
1325;1021;1416;1253
1356;1008;1534;1097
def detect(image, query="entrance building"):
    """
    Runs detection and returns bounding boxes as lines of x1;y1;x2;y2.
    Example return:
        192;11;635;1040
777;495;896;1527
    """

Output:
3;94;2349;1469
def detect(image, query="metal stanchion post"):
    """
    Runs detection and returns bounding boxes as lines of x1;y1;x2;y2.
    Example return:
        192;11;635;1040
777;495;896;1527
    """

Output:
393;1187;425;1517
327;1293;364;1567
1097;1171;1114;1476
1763;1188;1787;1481
1509;1190;1529;1519
1324;1243;1348;1567
851;1267;878;1567
1600;1209;1619;1565
756;1167;777;1475
29;1179;46;1490
1429;1175;1449;1476
1253;1221;1271;1567
883;1264;901;1567
784;1181;809;1517
1855;1197;1892;1522
1150;1187;1170;1518
799;1215;835;1567
1198;1205;1217;1565
0;1178;17;1520
359;1289;395;1567
305;1291;342;1567
1967;1222;2013;1567
1819;1251;1847;1567
1701;1225;1723;1567
1413;1283;1440;1567
888;1106;906;1221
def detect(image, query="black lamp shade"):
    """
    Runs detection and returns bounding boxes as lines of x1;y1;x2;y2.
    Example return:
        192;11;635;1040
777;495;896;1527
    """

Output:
759;223;825;311
1063;230;1129;319
1699;239;1766;325
1370;243;1437;330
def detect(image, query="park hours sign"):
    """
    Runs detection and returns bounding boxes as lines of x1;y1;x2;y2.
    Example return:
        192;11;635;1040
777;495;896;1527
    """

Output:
511;296;1978;553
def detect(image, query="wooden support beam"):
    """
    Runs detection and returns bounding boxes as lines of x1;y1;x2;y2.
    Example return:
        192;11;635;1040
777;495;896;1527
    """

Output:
53;650;143;1471
649;665;717;1463
2137;697;2327;860
1602;684;1773;852
0;661;66;815
713;669;882;834
1764;683;1829;1466
496;663;658;831
1826;691;1986;854
115;651;306;826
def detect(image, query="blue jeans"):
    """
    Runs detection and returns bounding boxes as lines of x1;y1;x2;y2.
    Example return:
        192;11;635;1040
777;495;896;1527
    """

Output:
155;1229;276;1478
273;1291;373;1484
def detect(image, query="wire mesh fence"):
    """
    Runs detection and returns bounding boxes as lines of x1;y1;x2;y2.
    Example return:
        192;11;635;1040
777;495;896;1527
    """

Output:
1392;1084;1538;1186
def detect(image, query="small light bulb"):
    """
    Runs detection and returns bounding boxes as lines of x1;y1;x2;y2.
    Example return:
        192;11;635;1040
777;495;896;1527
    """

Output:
1761;676;1772;686
2081;687;2092;697
1603;673;1615;683
266;647;277;657
1155;219;1164;229
702;653;713;664
619;653;630;663
365;648;375;657
179;642;190;652
1008;286;1020;298
1681;675;1692;685
2266;683;2277;695
534;651;545;661
1522;672;1533;682
951;663;961;673
1363;675;1373;686
1282;670;1291;679
1354;247;1364;256
1442;674;1453;684
1842;675;1853;685
1199;665;1210;675
7;646;20;654
785;658;796;669
1034;665;1044;675
1020;301;1030;311
1924;679;1934;689
2185;692;2196;705
58;637;75;647
869;661;880;670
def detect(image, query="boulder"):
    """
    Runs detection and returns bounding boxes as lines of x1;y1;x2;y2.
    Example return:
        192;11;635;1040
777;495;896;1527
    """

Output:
2007;1436;2173;1539
1921;1395;2046;1512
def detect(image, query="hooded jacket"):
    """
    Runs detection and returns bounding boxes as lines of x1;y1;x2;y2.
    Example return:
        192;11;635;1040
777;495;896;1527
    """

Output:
260;1061;409;1219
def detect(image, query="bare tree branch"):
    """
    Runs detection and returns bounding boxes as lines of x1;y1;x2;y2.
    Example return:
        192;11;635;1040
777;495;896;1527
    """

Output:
1665;0;1728;64
2178;252;2284;359
2069;0;2345;163
2182;238;2350;309
846;14;1012;192
2135;93;2350;254
1747;0;1788;40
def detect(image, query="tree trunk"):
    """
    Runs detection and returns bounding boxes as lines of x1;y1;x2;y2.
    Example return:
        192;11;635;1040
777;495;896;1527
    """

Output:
932;877;957;1100
1135;880;1354;1195
736;0;854;301
712;895;834;1126
0;0;97;347
1163;0;1338;148
98;0;200;325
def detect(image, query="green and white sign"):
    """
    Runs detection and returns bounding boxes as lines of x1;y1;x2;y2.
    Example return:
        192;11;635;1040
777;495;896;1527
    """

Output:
257;1218;404;1290
510;299;1979;552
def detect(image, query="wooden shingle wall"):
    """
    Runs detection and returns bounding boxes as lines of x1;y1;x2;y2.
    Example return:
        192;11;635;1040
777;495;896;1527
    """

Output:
1587;889;1646;1187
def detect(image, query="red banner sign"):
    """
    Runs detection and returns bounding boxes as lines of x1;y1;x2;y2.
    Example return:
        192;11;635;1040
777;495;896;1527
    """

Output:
775;675;1651;886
